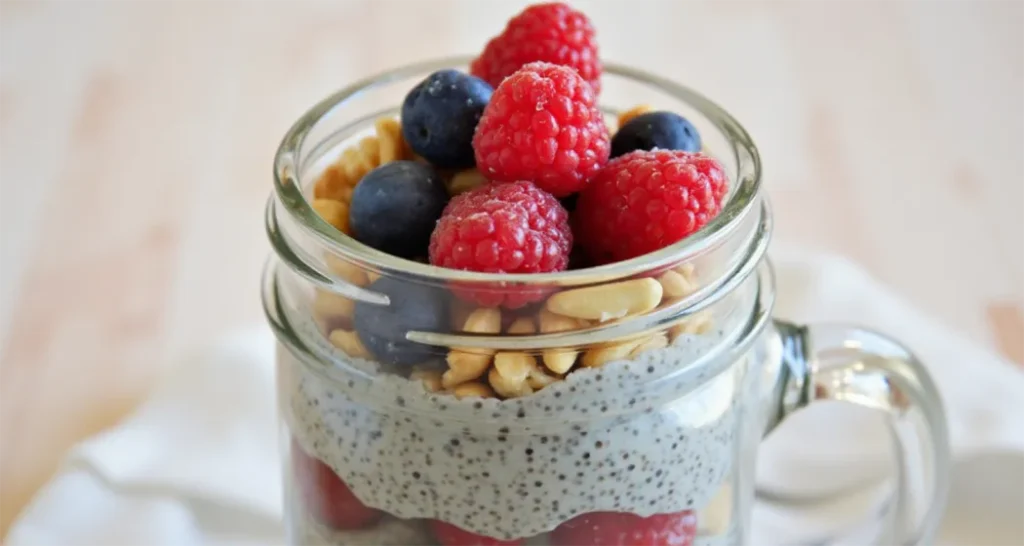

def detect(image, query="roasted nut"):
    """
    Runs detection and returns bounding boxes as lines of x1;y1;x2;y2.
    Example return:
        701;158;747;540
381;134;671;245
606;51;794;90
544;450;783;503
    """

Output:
444;307;502;388
462;307;502;334
506;317;536;334
657;269;696;299
314;289;355;321
324;254;370;287
538;309;582;374
546;278;663;322
527;367;559;390
538;308;582;332
543;351;577;374
617;104;654;127
489;367;534;399
700;483;733;535
442;351;492;389
631;332;669;356
669;310;713;340
410;368;443;392
374;117;408;164
329;329;371;359
493;352;535;384
675;262;696;278
582;336;649;368
447;169;487;196
312;199;350;233
341;139;378;183
451;382;496;399
450;299;476;330
313;163;350;201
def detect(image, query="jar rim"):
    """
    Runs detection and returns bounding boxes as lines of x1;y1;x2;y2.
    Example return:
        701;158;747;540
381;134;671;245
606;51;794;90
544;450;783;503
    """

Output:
273;55;762;284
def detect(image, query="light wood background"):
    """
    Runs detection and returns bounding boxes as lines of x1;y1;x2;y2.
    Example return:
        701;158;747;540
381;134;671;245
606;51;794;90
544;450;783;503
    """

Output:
1;0;1021;536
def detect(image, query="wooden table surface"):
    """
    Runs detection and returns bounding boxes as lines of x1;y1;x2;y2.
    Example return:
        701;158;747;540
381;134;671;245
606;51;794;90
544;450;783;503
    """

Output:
1;0;1021;536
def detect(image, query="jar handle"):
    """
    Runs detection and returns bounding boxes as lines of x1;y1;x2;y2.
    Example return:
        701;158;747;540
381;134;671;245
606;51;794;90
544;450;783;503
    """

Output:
762;320;951;545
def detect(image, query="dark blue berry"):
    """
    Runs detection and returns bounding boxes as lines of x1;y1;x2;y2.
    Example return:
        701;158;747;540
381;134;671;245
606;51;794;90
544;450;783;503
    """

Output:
401;70;492;168
349;161;448;260
610;111;701;158
354;276;449;366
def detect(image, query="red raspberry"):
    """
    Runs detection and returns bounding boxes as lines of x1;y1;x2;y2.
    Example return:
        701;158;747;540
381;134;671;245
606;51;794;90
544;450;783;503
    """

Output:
551;511;698;546
472;62;610;198
291;440;382;530
470;2;601;93
429;181;571;307
574;150;728;264
431;520;523;546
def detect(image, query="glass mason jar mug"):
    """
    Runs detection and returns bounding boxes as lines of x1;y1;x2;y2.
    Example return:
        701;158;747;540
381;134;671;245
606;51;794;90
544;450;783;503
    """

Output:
263;58;950;545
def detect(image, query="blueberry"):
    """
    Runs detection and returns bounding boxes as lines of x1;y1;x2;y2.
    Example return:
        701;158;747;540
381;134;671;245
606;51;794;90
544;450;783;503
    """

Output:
401;70;493;168
349;161;449;259
610;111;702;158
354;276;449;366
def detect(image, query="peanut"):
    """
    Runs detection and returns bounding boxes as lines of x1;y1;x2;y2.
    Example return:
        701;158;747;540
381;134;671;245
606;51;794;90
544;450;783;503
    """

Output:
506;317;536;334
410;368;443;392
657;269;696;299
312;199;350;234
329;329;371;359
451;382;496;399
488;367;534;399
450;299;475;330
444;307;502;388
669;311;713;340
493;352;535;384
462;307;502;334
324;254;370;287
539;309;582;374
313;163;350;201
313;289;355;321
581;336;650;368
442;350;492;389
527;367;559;390
631;332;669;356
546;278;663;322
617;104;654;127
447;169;487;196
374;117;408;164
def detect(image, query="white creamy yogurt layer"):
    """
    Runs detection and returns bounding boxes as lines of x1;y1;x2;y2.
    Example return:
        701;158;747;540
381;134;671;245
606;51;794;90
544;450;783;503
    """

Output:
281;311;748;540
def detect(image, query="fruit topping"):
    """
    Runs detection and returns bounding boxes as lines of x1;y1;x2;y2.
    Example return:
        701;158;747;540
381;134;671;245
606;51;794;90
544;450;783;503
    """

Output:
551;510;698;546
429;180;571;306
349;160;449;259
313;117;409;203
401;69;493;169
353;276;449;366
470;2;601;93
574;150;727;264
431;520;523;546
291;440;382;530
472;62;609;198
611;111;702;158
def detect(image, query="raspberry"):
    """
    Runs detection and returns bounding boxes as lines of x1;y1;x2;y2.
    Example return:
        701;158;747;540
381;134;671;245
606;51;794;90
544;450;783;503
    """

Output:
429;181;571;307
551;511;698;546
473;62;610;197
431;520;522;546
574;150;728;264
291;439;382;530
470;2;601;93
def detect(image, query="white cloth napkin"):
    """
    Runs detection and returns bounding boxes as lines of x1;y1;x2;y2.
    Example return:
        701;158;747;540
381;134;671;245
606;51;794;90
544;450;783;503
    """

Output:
7;247;1024;546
